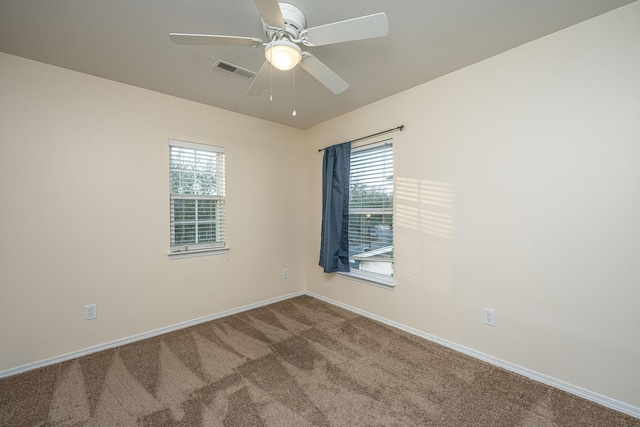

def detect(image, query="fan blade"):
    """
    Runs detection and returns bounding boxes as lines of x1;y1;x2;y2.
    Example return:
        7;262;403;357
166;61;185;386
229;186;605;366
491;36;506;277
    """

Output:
246;61;271;96
301;12;388;47
254;0;284;28
299;53;348;94
170;33;263;47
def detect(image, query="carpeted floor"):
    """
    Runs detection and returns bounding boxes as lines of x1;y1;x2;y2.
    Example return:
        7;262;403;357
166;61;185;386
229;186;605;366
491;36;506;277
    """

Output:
1;295;638;426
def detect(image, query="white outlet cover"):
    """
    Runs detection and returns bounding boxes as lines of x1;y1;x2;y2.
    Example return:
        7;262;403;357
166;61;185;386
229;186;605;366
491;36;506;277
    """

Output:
85;304;97;320
483;308;495;326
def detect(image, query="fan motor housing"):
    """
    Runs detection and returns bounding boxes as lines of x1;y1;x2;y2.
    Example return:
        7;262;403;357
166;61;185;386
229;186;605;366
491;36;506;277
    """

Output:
264;3;306;40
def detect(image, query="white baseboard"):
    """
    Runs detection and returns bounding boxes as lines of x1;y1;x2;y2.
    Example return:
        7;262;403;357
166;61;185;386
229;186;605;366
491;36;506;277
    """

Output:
0;291;305;379
306;291;640;420
1;289;638;420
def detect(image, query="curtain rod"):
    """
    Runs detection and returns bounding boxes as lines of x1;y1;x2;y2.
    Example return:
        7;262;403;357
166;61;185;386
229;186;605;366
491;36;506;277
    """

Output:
318;125;404;152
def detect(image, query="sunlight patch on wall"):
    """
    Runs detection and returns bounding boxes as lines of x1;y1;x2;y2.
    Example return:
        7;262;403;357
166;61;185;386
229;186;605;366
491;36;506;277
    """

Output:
396;178;453;239
419;180;453;238
394;234;422;285
395;178;454;296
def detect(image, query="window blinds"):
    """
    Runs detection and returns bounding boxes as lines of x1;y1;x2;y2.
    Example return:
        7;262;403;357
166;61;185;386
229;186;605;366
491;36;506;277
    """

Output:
169;140;225;252
348;141;393;265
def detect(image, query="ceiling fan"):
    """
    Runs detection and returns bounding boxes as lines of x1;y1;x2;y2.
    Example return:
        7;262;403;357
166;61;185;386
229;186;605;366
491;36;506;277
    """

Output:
170;0;389;95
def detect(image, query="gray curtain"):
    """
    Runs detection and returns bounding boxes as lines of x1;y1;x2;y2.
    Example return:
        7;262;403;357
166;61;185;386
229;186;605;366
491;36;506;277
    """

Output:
319;142;351;273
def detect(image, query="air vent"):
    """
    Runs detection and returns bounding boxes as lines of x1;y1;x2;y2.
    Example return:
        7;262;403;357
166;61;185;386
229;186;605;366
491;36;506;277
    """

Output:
213;60;257;80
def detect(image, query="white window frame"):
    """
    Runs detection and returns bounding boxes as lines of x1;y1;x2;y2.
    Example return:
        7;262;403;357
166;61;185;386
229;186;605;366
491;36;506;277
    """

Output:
340;139;395;288
168;139;227;259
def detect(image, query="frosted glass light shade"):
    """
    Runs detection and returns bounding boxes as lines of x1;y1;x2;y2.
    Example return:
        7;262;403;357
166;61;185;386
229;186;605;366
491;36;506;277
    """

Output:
265;40;302;71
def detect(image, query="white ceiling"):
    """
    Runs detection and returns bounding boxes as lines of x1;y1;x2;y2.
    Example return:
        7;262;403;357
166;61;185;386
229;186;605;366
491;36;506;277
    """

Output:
0;0;635;129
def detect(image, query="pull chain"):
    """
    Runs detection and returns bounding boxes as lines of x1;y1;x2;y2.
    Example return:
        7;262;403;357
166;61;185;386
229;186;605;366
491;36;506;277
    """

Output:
292;68;297;116
269;50;273;102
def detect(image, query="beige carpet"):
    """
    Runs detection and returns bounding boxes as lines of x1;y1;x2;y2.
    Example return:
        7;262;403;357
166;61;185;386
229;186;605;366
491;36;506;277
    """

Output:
1;295;638;426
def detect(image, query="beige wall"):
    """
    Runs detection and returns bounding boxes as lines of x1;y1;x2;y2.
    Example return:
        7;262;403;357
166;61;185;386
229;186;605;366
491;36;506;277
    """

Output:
304;3;640;408
0;53;306;372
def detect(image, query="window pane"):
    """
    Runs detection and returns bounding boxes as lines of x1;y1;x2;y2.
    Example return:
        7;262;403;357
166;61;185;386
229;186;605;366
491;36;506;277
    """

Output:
171;173;179;191
348;142;393;277
174;224;196;245
197;223;216;243
170;147;219;196
197;199;216;221
194;172;216;195
348;214;393;254
173;199;196;222
182;172;196;194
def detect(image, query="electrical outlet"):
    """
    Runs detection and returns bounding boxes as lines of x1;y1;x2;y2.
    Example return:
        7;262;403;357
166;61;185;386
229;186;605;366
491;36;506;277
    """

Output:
85;304;97;320
282;268;289;279
483;308;495;326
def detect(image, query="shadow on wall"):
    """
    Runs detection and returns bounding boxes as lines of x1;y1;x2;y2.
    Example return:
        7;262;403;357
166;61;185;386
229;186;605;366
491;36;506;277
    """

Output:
395;178;454;296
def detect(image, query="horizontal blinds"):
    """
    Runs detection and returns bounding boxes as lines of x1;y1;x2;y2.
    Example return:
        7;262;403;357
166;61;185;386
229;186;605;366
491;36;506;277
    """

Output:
169;141;225;251
170;145;223;197
348;142;393;262
168;139;224;153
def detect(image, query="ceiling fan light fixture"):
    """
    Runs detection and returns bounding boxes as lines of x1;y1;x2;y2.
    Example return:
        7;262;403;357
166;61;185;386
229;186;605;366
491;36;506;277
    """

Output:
264;39;302;71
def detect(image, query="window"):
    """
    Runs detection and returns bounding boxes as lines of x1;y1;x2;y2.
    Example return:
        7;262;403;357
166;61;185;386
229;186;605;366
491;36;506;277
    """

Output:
169;140;226;256
348;140;393;280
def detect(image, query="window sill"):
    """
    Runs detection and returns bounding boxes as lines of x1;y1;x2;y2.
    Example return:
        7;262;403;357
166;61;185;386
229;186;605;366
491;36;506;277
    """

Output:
168;247;229;260
338;271;396;290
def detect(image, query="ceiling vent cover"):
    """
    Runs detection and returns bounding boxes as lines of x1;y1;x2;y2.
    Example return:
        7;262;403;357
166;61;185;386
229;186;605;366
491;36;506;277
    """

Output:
213;60;257;80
